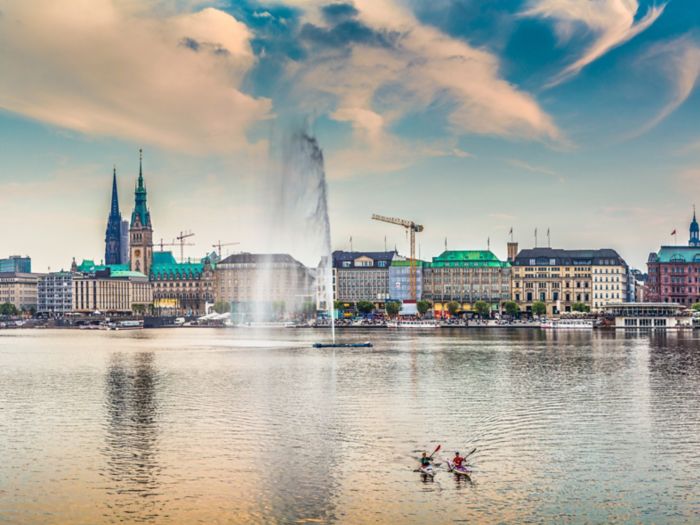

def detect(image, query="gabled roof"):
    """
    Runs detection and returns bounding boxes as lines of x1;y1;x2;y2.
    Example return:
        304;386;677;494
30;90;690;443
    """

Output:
150;250;208;280
332;250;396;268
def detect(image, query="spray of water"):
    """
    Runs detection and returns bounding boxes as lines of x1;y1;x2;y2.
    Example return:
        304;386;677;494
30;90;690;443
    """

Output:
254;125;334;340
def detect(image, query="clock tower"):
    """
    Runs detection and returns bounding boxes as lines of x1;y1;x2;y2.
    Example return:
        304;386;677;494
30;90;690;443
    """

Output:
129;149;153;276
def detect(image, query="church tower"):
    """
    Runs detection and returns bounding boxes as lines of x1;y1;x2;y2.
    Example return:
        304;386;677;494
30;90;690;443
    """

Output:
690;206;700;247
129;149;153;275
104;167;123;265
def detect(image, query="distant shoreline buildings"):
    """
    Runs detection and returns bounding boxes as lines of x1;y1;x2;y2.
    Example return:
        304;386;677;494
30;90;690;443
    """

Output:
7;151;700;320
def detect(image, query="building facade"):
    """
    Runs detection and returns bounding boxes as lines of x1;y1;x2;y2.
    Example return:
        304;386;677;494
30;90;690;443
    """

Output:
647;213;700;306
332;251;395;305
512;248;627;315
215;253;314;320
0;256;31;273
422;250;511;317
0;273;42;310
151;251;215;316
388;257;425;302
38;272;73;315
105;168;124;265
72;270;152;314
129;150;153;276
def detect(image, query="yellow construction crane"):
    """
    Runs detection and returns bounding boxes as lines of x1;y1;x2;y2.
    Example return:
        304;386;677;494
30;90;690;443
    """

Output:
371;214;424;302
212;240;240;258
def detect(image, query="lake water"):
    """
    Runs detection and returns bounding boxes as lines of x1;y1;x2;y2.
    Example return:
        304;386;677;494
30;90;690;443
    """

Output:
1;328;699;524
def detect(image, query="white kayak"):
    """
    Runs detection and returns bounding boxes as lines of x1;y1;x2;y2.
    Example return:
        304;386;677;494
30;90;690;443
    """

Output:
418;465;435;478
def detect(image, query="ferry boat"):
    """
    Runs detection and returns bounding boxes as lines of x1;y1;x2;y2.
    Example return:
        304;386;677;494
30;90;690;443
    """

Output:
386;319;440;328
109;320;144;330
540;319;594;330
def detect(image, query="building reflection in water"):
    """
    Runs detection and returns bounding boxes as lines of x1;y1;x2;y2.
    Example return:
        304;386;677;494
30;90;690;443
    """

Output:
102;351;163;523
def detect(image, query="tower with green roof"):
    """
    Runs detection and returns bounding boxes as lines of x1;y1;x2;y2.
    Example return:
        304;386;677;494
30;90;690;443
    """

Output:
129;149;153;276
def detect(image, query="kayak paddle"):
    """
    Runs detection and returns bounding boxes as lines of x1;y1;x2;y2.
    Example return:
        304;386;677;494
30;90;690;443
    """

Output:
429;444;441;459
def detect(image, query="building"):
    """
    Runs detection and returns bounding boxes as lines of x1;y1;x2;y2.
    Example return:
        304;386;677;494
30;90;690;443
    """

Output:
72;269;152;314
0;256;31;273
647;211;700;306
129;149;153;276
422;250;511;317
151;251;215;316
104;168;124;265
0;273;42;310
332;251;395;306
388;257;425;302
215;252;314;320
120;220;129;265
512;247;627;315
38;272;73;315
602;303;688;329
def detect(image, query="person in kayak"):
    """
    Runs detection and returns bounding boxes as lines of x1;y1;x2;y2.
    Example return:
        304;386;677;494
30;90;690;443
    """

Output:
419;452;432;468
452;451;465;468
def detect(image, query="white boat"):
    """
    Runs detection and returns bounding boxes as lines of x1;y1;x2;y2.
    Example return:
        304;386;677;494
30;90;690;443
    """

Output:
540;318;594;329
386;319;440;328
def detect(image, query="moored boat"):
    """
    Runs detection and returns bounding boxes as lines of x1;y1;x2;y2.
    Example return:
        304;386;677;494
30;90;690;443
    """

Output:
540;318;594;330
386;319;440;328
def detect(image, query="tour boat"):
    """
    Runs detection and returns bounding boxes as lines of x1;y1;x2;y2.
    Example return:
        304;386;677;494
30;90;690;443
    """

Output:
540;319;594;330
386;319;440;328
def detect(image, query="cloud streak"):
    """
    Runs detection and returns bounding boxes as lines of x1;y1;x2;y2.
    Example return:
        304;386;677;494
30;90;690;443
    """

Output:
0;1;271;154
524;0;666;86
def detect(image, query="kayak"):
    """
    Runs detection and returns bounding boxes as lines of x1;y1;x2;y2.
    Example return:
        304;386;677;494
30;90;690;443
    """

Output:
446;460;472;476
312;342;372;348
418;465;435;478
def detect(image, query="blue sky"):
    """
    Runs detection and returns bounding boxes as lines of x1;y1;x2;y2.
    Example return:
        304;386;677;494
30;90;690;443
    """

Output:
1;0;699;269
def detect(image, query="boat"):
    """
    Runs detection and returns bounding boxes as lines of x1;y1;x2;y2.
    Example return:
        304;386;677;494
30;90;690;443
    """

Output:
386;319;440;328
312;341;372;348
446;460;472;477
540;318;594;330
112;320;144;331
418;465;435;479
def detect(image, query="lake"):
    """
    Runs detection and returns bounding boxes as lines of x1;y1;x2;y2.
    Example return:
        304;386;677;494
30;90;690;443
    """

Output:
1;328;699;524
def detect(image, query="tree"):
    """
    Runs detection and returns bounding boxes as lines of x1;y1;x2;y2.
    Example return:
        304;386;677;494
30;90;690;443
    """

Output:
334;301;346;312
691;303;700;312
571;302;590;313
504;301;520;318
0;303;19;316
131;303;146;315
474;301;490;318
385;301;401;318
447;301;460;317
532;301;547;317
213;301;231;314
416;300;432;316
356;300;375;315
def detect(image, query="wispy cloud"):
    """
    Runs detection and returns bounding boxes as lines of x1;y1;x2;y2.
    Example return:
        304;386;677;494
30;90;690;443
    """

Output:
506;158;563;181
633;35;700;137
0;1;271;154
289;0;562;154
524;0;666;86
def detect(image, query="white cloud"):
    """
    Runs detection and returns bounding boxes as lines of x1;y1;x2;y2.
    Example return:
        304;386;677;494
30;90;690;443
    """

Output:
524;0;666;85
288;0;561;165
635;36;700;136
0;1;271;154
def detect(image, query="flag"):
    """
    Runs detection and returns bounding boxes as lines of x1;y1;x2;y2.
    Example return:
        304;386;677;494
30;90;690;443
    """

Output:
509;227;513;235
671;230;677;235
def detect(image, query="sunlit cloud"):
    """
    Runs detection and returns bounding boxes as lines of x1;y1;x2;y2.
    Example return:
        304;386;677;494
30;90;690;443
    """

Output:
524;0;666;86
0;1;271;154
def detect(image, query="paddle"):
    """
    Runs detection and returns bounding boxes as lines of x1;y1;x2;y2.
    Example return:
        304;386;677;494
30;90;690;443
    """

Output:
429;444;441;460
464;447;477;460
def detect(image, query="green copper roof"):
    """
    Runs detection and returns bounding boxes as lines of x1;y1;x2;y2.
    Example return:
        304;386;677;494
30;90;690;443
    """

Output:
76;260;129;273
390;259;427;267
655;246;700;263
130;149;151;227
428;250;510;268
150;250;211;280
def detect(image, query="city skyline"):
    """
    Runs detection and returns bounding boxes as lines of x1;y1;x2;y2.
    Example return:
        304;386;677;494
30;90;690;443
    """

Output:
2;0;700;270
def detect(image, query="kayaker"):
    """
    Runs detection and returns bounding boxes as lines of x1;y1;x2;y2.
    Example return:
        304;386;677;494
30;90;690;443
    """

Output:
452;451;465;468
419;452;432;468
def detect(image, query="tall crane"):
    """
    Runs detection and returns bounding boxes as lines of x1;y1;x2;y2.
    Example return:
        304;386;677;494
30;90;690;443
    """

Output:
176;231;195;263
212;240;240;259
371;214;424;302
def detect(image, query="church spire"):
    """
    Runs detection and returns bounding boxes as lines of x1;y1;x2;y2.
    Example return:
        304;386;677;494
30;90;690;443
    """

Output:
137;148;144;190
689;205;699;247
110;166;119;214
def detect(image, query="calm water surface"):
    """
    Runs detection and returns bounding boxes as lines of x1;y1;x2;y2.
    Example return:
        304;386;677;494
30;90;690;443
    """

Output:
1;328;699;524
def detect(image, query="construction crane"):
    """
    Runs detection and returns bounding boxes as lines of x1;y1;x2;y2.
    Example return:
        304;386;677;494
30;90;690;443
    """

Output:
176;231;195;263
155;237;194;258
371;214;424;302
212;240;240;259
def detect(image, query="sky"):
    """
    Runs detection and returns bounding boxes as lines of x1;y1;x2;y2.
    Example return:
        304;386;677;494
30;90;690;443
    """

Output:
1;0;700;270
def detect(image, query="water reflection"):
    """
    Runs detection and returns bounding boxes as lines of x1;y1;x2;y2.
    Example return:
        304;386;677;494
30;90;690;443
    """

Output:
102;351;162;522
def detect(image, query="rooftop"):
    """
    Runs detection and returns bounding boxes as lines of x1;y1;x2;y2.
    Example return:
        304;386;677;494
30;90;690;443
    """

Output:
429;250;510;268
513;248;625;266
